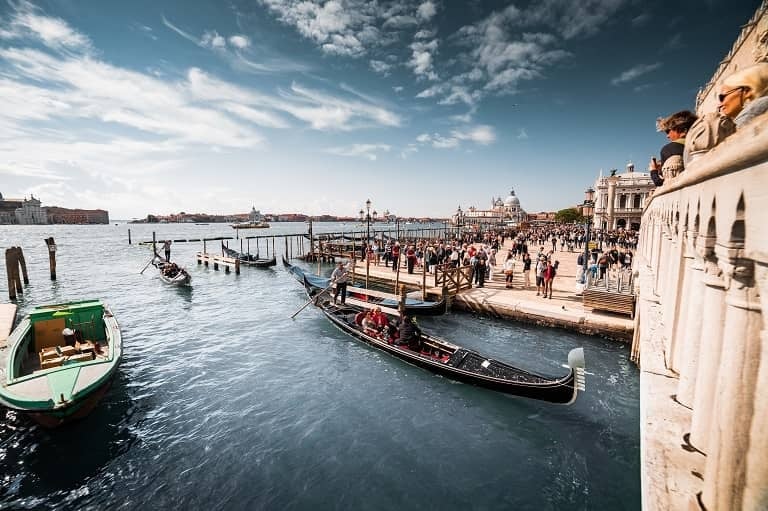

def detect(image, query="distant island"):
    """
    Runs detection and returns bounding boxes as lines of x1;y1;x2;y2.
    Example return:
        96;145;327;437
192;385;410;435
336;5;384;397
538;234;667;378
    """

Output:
129;212;446;224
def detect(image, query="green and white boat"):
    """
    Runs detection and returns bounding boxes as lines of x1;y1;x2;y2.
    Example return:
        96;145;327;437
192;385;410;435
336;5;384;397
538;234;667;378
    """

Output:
0;300;122;427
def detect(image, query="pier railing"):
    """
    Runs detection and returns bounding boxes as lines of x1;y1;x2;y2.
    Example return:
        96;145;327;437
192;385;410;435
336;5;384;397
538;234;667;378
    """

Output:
634;112;768;510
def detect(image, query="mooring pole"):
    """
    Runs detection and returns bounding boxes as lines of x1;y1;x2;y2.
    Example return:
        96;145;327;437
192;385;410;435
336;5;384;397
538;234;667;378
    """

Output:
5;248;16;301
17;246;29;285
45;237;57;280
128;229;132;245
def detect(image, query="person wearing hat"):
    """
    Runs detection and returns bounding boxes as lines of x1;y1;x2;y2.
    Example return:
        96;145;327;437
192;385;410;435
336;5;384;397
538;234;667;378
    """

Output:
650;110;698;187
330;261;349;305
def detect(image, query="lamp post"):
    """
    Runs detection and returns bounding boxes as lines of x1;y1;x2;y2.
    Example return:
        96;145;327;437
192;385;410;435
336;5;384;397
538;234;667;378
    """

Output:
580;188;596;285
455;206;464;241
359;199;373;288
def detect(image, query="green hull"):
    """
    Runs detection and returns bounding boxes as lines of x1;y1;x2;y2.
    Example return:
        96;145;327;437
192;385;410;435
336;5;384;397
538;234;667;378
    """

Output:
0;300;122;427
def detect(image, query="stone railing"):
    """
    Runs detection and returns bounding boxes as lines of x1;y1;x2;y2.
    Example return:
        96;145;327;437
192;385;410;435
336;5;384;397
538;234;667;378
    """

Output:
634;113;768;510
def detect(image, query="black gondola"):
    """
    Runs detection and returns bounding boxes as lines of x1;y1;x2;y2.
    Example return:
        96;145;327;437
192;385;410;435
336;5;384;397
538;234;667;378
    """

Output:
222;242;277;267
151;254;192;286
287;261;586;404
282;256;447;316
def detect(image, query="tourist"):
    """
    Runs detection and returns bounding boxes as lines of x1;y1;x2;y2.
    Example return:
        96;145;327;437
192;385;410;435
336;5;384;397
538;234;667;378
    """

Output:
331;261;349;305
535;255;546;296
523;252;532;289
543;259;558;299
362;311;378;335
650;110;698;187
371;306;389;334
503;253;516;289
406;245;417;274
383;240;391;267
474;248;487;287
163;239;172;262
391;242;401;272
718;63;768;124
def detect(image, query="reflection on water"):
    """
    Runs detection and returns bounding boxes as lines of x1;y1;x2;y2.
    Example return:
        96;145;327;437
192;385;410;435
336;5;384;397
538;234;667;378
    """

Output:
0;224;640;510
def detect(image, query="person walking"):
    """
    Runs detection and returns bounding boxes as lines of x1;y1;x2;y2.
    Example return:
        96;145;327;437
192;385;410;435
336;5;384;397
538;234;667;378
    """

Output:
331;262;349;305
523;252;532;289
391;242;401;272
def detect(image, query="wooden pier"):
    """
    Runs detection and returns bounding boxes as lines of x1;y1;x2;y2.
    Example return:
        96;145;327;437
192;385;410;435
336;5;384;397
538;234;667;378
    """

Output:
196;253;240;274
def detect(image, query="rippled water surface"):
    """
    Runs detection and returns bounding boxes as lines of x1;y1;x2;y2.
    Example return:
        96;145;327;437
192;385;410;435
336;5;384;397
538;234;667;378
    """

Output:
0;223;639;510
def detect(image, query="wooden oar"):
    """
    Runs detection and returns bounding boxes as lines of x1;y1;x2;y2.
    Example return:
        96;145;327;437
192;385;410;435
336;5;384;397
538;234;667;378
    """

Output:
139;255;156;274
290;284;333;319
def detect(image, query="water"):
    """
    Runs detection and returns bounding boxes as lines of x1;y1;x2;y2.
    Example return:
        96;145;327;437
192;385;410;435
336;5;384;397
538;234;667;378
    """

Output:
0;223;639;510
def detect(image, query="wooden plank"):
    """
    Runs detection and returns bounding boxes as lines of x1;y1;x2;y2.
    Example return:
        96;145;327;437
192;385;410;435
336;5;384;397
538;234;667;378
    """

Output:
0;303;17;348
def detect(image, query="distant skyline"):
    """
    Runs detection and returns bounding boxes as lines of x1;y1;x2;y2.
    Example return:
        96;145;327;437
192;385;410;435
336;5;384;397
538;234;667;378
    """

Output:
0;0;762;219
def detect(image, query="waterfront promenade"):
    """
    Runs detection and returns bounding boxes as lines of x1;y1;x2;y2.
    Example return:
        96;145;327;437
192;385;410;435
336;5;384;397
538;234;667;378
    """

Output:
350;239;634;341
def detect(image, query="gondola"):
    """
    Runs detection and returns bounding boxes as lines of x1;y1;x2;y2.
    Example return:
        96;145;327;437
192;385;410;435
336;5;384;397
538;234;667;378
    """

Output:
0;300;122;427
221;243;277;267
152;254;192;286
289;271;586;404
282;256;447;316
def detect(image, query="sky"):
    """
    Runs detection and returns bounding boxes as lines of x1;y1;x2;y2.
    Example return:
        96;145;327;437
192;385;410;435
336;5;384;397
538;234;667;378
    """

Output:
0;0;763;219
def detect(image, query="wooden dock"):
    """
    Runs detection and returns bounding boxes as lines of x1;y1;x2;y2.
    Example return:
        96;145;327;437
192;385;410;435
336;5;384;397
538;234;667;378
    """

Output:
0;303;18;348
196;252;240;274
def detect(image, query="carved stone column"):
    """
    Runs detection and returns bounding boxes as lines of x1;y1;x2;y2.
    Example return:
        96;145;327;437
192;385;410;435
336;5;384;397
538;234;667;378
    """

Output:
665;229;689;372
606;177;617;230
689;253;726;450
742;259;768;511
675;235;707;406
702;251;761;511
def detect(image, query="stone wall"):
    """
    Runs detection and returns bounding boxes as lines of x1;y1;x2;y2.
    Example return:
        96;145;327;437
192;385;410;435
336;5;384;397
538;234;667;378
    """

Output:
635;111;768;509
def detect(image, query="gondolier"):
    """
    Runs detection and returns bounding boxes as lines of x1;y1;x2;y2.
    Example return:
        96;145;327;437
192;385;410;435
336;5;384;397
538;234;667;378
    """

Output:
331;261;349;305
163;239;172;262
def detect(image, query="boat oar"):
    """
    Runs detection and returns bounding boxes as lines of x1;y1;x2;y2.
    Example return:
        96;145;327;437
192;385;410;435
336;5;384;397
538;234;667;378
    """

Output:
139;255;155;274
290;284;333;319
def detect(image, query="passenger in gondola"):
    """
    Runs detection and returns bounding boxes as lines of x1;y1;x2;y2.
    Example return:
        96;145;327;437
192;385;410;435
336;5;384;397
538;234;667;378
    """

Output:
371;307;389;336
361;311;378;336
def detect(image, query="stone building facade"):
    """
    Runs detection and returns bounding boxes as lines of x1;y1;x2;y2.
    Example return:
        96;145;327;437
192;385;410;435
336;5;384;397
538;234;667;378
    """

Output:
592;162;654;231
452;189;527;227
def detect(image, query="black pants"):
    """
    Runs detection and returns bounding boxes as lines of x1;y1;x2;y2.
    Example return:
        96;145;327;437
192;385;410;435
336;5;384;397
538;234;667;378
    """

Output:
407;257;415;274
333;282;347;304
165;250;171;261
392;255;400;271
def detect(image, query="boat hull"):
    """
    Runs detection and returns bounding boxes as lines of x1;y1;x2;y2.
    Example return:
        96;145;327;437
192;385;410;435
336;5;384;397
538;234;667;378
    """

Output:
0;300;123;427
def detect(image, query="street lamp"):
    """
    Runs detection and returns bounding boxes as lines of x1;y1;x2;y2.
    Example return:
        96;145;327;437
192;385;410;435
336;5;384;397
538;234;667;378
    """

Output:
455;206;464;240
580;188;596;285
359;199;373;288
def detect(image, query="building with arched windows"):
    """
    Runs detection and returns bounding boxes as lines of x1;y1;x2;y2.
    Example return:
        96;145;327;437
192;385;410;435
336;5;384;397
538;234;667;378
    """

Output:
591;162;654;231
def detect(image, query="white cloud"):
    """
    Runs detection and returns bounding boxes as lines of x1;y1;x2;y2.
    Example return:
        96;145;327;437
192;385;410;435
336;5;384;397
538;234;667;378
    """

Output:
610;62;662;86
517;128;528;139
393;86;404;93
325;143;391;160
229;35;250;49
417;1;438;21
408;39;439;80
0;1;91;50
451;125;496;145
201;30;227;49
370;59;392;74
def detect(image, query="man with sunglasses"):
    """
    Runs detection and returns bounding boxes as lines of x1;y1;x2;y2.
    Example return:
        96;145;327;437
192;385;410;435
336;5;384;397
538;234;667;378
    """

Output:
650;110;698;187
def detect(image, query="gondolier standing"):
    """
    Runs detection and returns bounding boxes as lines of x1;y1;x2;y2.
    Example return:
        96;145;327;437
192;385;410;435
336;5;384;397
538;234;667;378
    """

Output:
331;261;349;305
163;239;172;262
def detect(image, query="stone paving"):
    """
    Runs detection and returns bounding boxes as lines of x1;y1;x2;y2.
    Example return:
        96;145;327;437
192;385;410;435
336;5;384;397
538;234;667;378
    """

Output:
352;239;634;340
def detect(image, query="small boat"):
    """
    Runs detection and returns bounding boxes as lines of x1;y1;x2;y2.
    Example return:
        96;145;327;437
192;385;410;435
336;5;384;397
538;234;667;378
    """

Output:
290;274;586;403
230;221;270;229
0;300;122;427
153;255;192;286
282;256;447;316
221;243;277;267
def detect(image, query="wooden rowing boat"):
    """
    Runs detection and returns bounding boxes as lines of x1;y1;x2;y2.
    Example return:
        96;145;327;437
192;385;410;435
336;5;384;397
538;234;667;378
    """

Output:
288;268;586;404
221;243;277;267
0;300;122;427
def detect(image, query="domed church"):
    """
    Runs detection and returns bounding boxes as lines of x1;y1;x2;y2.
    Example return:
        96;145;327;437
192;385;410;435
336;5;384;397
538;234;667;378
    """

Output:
453;188;527;227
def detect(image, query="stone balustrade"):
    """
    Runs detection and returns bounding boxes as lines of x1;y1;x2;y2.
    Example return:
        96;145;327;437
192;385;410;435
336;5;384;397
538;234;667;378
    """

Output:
635;112;768;510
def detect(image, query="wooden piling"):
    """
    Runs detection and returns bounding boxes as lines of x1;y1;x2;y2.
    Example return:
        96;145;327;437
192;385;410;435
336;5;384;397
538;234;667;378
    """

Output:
5;249;15;301
399;285;406;315
45;237;57;280
17;246;29;284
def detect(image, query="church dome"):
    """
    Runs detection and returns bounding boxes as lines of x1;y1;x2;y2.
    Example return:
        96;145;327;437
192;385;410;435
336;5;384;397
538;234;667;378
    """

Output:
503;190;520;207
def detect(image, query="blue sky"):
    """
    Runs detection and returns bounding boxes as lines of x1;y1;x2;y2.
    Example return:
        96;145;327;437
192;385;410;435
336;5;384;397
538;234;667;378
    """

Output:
0;0;761;219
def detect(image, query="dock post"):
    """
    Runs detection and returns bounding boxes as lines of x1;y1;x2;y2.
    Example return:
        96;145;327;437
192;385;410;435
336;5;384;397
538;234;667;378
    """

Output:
5;249;16;301
285;237;289;260
45;237;57;280
235;258;240;275
128;229;132;245
17;246;29;285
152;231;157;257
399;285;406;315
422;257;427;300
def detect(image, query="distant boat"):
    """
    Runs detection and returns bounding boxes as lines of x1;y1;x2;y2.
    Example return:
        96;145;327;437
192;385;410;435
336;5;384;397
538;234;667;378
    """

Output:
222;242;277;267
0;299;122;427
230;221;270;229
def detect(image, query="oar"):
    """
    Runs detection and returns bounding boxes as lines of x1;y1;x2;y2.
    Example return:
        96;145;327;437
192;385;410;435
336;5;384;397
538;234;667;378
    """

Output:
139;255;156;274
290;284;333;319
